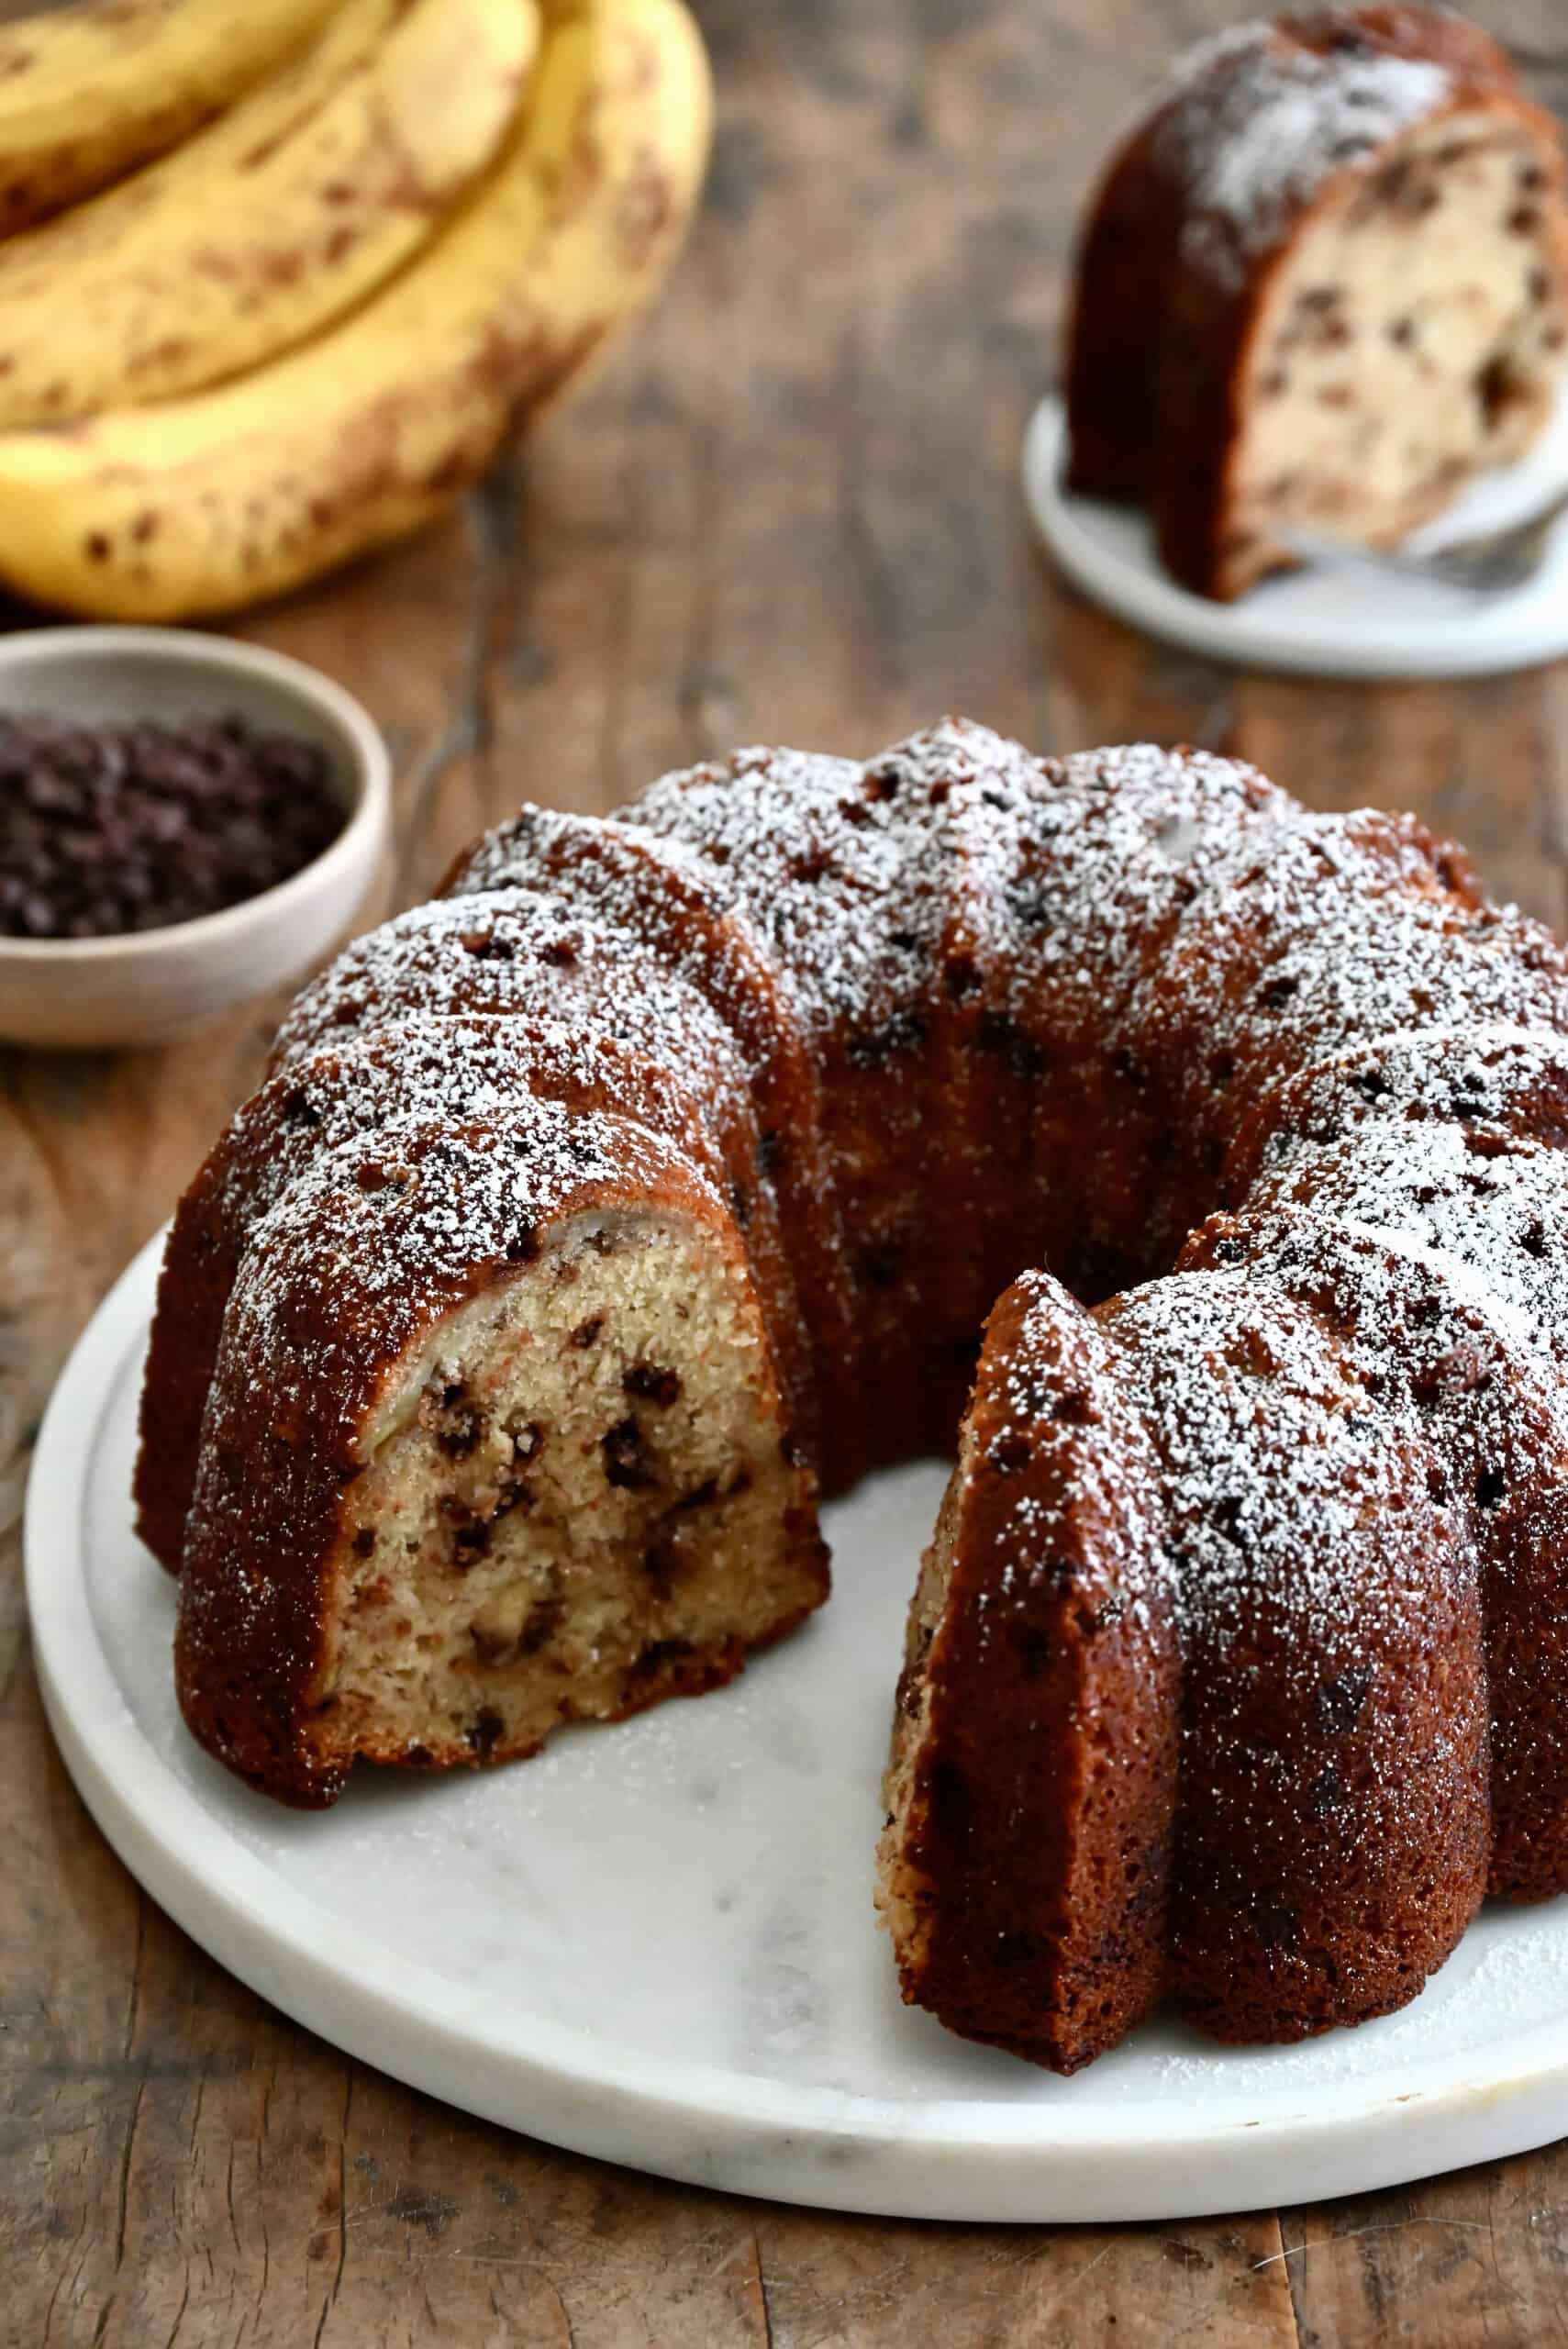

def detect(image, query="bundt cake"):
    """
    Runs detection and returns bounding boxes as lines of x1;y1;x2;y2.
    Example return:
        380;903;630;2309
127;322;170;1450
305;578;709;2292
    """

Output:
1065;6;1568;600
137;717;1568;2068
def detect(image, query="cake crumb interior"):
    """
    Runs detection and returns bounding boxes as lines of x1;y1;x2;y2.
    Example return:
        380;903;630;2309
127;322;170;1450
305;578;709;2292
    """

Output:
311;1208;817;1777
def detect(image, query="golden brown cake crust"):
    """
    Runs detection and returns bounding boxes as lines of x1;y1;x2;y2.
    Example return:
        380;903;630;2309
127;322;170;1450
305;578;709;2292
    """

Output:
879;1276;1180;2074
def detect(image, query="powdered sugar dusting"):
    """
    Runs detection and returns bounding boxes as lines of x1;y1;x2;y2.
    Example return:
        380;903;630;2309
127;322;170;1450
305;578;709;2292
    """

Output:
627;718;1043;1040
269;886;759;1152
222;1011;726;1238
222;1102;695;1420
1151;21;1452;284
970;1269;1173;1646
1107;1275;1395;1647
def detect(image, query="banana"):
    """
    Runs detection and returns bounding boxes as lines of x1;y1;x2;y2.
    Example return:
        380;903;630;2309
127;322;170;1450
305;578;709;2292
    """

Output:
0;0;711;622
0;0;538;425
0;0;336;231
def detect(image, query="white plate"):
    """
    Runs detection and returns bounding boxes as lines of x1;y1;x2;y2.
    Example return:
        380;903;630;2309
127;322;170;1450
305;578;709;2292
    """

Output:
1023;389;1568;680
27;1232;1568;2221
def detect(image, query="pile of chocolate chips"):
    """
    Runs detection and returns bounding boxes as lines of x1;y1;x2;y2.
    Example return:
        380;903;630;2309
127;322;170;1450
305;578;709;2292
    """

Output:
0;710;345;940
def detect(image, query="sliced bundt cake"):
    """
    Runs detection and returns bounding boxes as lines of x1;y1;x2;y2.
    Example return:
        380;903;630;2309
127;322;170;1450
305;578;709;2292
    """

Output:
139;717;1568;2067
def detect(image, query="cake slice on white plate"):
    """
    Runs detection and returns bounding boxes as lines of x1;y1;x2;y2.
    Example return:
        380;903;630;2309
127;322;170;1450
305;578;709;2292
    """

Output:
1066;7;1568;599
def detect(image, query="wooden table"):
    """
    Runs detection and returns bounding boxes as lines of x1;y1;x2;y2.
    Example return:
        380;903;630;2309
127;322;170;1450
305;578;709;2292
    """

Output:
10;1;1568;2339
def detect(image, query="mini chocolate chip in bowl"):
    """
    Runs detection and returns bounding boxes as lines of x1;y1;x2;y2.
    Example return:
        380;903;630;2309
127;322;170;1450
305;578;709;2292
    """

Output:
0;627;389;1052
0;710;344;941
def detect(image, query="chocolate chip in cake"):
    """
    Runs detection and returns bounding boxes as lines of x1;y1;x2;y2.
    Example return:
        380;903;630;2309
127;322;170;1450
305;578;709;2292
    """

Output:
977;1008;1047;1078
630;1636;695;1678
1253;1904;1298;1952
602;1417;656;1490
436;1408;484;1460
1395;178;1440;221
1477;353;1528;429
1315;1668;1372;1735
466;1708;506;1759
643;1539;681;1600
571;1314;605;1349
492;1473;536;1520
452;1519;493;1567
460;928;513;962
281;1087;322;1130
517;1598;562;1655
846;1009;927;1066
853;1244;901;1291
624;1360;681;1406
1013;1624;1053;1678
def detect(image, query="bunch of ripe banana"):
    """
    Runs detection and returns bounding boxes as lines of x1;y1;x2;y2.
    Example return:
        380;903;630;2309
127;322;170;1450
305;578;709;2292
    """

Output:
0;0;710;618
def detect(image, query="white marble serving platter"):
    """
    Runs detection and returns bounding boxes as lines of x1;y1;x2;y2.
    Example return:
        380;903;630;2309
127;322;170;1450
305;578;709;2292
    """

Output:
27;1231;1568;2221
1023;385;1568;680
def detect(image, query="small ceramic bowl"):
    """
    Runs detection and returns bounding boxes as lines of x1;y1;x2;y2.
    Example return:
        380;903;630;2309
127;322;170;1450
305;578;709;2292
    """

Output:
0;627;390;1051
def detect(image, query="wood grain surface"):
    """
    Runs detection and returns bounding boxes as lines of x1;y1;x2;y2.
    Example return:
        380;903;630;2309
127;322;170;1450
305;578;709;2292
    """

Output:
8;1;1568;2341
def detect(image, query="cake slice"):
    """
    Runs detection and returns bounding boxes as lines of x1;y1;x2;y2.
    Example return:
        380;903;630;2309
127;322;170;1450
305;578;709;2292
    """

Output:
174;1104;826;1807
1067;7;1568;599
875;1273;1180;2073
